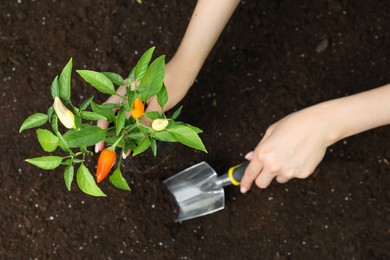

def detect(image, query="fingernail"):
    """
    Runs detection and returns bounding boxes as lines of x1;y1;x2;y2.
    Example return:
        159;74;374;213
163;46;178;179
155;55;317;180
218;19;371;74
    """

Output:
245;151;253;160
95;144;99;153
240;187;248;194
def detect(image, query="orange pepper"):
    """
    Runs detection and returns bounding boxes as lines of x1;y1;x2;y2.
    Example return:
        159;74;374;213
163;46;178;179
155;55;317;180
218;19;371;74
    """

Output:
131;98;145;119
96;148;116;183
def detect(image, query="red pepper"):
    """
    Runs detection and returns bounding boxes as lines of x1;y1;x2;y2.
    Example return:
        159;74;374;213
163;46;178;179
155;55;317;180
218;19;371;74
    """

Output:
96;148;116;183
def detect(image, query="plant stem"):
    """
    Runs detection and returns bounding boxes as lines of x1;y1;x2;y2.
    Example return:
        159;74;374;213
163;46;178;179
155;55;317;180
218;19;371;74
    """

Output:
110;135;124;151
114;93;127;100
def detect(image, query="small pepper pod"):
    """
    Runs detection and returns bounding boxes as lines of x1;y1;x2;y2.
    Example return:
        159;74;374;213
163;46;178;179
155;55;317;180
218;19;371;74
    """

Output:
53;97;75;129
131;98;145;119
152;118;169;131
96;148;116;183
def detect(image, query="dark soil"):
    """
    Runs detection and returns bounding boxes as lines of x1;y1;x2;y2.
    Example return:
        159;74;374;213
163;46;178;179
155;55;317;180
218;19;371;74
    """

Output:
2;0;390;259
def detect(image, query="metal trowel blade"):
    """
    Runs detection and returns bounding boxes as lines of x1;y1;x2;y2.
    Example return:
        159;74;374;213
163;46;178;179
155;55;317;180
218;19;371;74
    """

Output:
163;162;225;222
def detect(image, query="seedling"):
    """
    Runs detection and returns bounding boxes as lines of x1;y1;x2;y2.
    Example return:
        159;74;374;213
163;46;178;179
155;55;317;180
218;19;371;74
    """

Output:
20;47;206;196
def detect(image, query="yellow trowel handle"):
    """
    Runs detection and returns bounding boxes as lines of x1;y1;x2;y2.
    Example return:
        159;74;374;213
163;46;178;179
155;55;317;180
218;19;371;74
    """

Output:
227;161;250;186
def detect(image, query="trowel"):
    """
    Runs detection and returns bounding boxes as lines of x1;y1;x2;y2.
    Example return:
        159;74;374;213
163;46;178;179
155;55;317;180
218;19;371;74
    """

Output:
164;161;249;222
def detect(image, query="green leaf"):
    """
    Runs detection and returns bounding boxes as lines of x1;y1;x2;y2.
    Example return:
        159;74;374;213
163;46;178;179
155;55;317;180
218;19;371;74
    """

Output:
132;137;151;156
80;144;88;153
101;103;119;109
153;131;176;142
143;111;162;120
19;113;49;133
151;138;157;156
72;158;85;164
109;167;131;191
126;89;136;111
137;124;153;135
62;159;72;166
51;114;71;153
64;165;74;191
50;75;60;98
128;69;135;84
104;134;125;147
72;106;80;114
175;122;203;134
122;101;131;112
124;138;137;153
138;55;165;100
51;114;59;133
76;164;106;197
166;125;207;153
59;58;72;102
77;70;116;95
55;127;71;153
25;156;63;170
101;72;125;86
133;46;155;81
171;106;183;120
187;125;203;134
63;126;106;148
36;129;58;152
47;107;54;123
126;131;145;139
115;108;126;136
157;83;168;110
80;111;107;121
74;114;81;129
80;96;94;111
91;101;116;123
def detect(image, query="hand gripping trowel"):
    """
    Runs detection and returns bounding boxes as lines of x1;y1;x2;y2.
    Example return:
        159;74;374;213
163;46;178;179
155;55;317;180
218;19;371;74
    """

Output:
163;161;249;222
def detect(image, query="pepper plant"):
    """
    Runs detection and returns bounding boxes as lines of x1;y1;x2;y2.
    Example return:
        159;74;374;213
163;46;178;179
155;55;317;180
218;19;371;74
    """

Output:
20;47;207;197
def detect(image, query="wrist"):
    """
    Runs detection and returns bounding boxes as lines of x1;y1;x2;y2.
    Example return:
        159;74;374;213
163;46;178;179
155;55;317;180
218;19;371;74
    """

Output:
315;89;389;145
301;100;345;147
160;57;198;111
166;52;201;86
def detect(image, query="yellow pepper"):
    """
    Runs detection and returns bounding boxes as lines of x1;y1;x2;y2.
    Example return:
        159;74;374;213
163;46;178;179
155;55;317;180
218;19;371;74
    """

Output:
151;119;169;131
53;97;75;129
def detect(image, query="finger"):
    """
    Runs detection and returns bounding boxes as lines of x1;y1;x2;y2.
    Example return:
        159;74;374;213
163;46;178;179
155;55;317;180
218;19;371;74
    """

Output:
122;150;131;159
145;96;163;113
240;158;263;193
104;85;127;105
95;141;105;153
95;85;128;154
141;97;161;126
125;111;131;119
255;170;275;188
95;119;110;153
97;118;110;129
245;151;254;160
275;175;290;184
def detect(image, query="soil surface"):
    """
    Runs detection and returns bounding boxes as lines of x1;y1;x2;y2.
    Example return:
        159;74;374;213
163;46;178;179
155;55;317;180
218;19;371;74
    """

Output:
2;0;390;259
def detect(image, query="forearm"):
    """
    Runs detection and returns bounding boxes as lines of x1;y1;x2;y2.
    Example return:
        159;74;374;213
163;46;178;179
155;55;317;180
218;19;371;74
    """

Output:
167;0;240;84
323;83;390;143
240;83;390;191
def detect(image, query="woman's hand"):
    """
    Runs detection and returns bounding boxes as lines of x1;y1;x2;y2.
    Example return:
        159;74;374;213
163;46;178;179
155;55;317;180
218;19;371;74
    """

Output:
240;83;390;192
240;103;336;192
